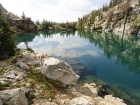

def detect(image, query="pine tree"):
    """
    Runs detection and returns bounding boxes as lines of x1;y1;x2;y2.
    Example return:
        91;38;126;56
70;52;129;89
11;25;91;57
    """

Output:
41;19;49;30
66;21;69;29
21;11;26;19
0;8;16;60
36;20;40;25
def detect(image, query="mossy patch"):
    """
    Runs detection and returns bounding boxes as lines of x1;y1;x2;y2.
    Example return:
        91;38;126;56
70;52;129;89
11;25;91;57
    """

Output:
0;81;10;90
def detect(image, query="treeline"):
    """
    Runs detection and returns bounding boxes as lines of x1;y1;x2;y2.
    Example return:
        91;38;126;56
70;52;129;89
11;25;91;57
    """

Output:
21;12;77;31
76;0;128;30
36;19;56;30
103;0;124;11
76;9;103;30
35;19;77;31
59;22;77;30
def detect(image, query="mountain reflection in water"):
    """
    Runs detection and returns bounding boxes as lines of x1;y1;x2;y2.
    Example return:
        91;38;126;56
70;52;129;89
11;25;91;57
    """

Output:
14;31;140;105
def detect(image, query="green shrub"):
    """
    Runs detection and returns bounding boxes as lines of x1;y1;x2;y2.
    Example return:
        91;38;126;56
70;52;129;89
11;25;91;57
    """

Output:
0;9;16;60
0;81;10;90
97;26;103;29
9;55;18;64
26;47;34;52
131;24;137;29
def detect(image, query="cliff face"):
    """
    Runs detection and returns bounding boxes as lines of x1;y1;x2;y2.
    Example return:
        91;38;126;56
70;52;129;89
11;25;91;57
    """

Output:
0;3;38;34
77;0;140;35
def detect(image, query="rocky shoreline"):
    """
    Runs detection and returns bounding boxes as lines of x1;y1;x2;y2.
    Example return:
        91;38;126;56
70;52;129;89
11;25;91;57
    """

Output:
0;49;127;105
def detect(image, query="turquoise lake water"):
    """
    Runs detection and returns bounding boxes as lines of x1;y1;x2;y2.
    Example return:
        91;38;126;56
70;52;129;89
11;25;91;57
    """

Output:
14;31;140;105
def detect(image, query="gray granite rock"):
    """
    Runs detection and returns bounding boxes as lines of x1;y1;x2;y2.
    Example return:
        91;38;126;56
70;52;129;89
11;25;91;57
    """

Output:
0;88;28;105
94;95;126;105
41;57;80;85
16;61;29;70
0;99;2;105
4;71;16;79
70;95;95;105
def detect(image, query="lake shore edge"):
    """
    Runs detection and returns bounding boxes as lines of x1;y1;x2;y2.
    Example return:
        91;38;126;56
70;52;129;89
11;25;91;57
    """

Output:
0;48;127;105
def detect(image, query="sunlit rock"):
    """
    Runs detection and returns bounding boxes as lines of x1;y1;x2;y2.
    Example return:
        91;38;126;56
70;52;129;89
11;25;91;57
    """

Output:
15;73;24;80
0;88;28;105
16;61;29;70
0;99;2;105
4;71;16;79
41;57;80;85
95;95;126;105
70;95;95;105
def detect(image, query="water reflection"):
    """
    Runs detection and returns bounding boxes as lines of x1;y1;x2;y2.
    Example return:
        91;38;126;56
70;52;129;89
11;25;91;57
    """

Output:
78;31;140;75
13;31;140;105
14;31;140;75
15;31;99;59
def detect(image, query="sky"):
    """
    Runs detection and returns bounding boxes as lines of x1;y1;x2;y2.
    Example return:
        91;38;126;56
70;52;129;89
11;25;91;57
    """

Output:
0;0;110;22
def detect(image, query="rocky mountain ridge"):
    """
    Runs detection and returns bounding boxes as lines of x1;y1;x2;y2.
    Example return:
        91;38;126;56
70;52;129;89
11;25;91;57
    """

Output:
77;0;140;35
0;3;37;34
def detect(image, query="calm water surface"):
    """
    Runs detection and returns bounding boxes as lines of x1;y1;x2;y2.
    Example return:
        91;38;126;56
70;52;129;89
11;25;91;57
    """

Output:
14;31;140;104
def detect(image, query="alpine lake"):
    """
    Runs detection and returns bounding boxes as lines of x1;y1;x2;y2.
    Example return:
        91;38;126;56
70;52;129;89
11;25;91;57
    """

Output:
13;31;140;105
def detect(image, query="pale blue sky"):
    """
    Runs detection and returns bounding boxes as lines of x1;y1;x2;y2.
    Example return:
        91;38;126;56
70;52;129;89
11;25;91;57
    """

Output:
0;0;110;22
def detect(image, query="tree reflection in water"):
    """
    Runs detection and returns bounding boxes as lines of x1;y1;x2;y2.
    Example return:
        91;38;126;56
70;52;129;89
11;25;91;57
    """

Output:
78;31;140;75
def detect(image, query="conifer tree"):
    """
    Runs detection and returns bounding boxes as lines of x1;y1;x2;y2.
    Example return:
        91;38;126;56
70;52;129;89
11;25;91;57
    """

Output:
21;11;26;19
0;8;16;60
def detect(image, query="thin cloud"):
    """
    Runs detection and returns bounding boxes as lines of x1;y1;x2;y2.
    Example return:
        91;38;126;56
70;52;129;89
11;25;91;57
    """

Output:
1;0;98;22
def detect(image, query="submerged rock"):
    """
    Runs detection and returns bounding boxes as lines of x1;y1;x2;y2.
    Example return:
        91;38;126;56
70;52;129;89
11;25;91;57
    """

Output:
107;83;140;105
80;75;106;86
41;57;80;85
80;83;98;97
0;88;28;105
